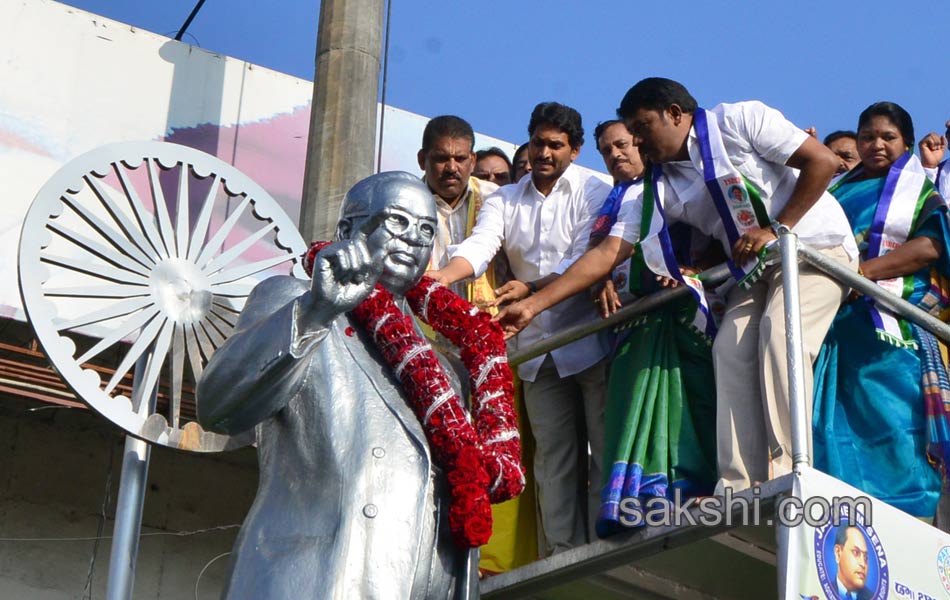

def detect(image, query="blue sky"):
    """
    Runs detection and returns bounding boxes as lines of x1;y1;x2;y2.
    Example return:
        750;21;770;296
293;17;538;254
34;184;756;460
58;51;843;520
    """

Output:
59;0;950;171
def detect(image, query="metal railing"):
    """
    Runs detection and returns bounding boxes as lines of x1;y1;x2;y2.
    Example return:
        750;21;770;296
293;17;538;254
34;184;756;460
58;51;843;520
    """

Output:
509;231;950;473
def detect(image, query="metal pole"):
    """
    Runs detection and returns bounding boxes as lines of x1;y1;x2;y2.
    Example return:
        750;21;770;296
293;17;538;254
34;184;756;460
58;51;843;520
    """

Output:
300;0;385;242
509;263;732;367
105;355;155;600
779;232;810;471
105;435;151;600
799;244;950;343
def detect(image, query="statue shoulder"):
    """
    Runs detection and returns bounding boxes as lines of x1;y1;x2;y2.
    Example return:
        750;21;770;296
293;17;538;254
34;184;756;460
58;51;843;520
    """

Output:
235;275;311;332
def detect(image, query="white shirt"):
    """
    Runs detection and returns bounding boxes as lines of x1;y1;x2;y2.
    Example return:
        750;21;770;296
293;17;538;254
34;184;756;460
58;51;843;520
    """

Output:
450;163;611;381
924;160;950;200
610;101;857;260
428;177;498;298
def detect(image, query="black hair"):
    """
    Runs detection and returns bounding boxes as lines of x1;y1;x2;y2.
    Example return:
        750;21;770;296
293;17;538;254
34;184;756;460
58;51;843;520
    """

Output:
834;524;862;547
421;115;475;153
475;146;513;171
857;102;915;147
593;119;624;148
617;77;698;120
513;142;530;163
823;130;857;146
528;102;584;149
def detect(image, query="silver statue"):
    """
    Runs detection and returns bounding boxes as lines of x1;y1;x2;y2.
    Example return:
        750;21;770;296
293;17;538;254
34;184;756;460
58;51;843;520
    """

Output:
197;172;476;599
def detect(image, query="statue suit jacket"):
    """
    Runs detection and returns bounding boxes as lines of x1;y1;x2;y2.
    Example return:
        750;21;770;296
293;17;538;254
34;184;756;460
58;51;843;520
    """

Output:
197;276;470;599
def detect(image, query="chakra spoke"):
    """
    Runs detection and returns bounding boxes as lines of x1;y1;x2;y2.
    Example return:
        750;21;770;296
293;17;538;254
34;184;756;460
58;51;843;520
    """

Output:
61;193;155;269
74;305;162;364
146;158;177;258
191;320;216;360
205;310;234;341
170;324;185;428
104;312;166;395
42;254;150;286
175;164;191;261
43;284;149;299
183;323;205;380
194;194;252;268
84;175;159;268
114;163;166;263
187;174;221;263
131;319;174;417
198;319;226;348
207;254;295;286
211;299;242;314
208;282;257;298
47;220;151;277
208;306;237;328
54;296;153;332
201;222;277;275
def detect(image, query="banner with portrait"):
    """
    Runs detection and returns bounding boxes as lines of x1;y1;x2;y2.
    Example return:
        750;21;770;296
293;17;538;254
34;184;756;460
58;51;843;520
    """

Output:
784;466;950;600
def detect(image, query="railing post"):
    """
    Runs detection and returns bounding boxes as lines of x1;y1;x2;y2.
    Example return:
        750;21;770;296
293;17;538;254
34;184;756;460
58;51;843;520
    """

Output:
778;231;810;471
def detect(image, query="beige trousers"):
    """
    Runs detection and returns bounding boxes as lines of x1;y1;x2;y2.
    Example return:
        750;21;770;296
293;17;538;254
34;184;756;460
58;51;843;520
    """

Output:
713;245;857;492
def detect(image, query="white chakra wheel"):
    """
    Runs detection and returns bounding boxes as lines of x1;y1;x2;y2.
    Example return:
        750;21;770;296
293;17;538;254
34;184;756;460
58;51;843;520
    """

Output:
19;141;308;451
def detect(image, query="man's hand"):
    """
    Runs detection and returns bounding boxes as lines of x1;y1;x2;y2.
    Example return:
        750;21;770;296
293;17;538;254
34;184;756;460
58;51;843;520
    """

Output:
492;300;538;339
655;264;702;290
311;234;383;315
732;226;777;265
492;280;531;306
591;279;622;318
425;269;450;286
919;132;947;169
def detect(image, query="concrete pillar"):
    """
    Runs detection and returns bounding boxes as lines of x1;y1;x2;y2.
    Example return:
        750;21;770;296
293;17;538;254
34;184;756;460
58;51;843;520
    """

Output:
300;0;385;242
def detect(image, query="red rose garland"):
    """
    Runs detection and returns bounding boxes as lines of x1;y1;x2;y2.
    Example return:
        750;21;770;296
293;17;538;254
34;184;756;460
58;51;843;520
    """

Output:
303;242;525;548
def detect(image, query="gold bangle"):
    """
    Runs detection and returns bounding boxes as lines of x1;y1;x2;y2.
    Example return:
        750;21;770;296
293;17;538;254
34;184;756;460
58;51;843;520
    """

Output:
857;266;864;278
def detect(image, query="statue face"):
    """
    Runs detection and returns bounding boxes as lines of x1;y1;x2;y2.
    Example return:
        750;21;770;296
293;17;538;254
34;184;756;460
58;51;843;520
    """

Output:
351;179;437;295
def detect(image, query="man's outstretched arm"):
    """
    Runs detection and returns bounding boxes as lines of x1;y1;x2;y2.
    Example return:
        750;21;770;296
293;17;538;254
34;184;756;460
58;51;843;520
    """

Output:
493;235;634;338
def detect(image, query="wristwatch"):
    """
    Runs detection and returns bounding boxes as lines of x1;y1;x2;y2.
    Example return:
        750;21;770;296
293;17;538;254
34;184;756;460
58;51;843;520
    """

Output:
526;281;538;294
770;220;791;236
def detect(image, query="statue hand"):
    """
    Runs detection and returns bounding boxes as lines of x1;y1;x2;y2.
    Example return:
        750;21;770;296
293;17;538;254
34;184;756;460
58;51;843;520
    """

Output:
310;233;383;315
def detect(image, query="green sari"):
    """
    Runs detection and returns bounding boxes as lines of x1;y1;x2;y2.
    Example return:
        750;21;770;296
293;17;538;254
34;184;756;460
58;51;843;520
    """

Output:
596;268;717;537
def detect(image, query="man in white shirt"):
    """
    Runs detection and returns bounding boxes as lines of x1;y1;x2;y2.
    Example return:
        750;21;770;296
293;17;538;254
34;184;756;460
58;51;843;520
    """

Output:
587;119;648;313
494;79;858;494
429;102;611;554
417;115;499;305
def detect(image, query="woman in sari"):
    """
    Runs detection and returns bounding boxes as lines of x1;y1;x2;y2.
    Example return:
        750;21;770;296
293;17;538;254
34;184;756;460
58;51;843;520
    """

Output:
813;101;950;519
589;173;718;537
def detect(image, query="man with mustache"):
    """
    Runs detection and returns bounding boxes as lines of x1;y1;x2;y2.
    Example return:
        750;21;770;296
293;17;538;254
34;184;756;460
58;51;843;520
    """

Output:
429;102;611;555
474;146;514;187
824;131;861;175
588;119;646;313
417;115;499;303
595;119;645;185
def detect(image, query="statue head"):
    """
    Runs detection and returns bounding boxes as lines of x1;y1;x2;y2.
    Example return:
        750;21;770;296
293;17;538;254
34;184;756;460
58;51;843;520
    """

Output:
336;171;438;296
